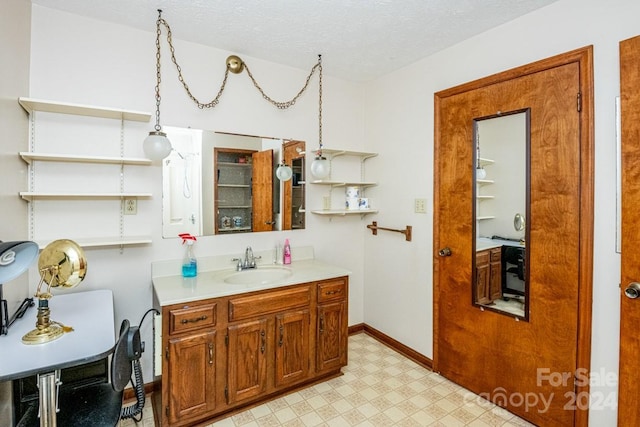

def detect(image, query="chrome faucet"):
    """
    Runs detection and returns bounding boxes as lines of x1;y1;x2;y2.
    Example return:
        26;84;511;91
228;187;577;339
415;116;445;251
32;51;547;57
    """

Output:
244;246;255;269
232;246;260;271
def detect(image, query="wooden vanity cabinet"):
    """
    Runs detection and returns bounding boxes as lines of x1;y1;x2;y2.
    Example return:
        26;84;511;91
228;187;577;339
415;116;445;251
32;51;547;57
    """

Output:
157;277;348;426
475;248;502;305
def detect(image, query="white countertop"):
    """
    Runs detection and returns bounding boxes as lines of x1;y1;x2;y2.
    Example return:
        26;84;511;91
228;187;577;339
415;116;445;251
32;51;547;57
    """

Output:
476;237;525;251
153;255;351;307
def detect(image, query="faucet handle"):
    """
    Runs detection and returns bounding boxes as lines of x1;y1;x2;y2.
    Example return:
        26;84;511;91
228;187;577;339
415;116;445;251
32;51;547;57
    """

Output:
232;257;243;271
251;255;262;268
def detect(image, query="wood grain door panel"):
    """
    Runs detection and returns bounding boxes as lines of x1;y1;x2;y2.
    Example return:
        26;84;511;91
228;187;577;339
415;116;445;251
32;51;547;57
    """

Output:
252;149;274;232
168;331;216;423
317;301;347;372
434;48;593;426
227;318;268;404
619;34;640;426
275;309;310;387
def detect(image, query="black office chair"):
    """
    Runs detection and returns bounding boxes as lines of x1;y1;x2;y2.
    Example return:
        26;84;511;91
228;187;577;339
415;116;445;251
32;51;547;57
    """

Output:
18;319;132;427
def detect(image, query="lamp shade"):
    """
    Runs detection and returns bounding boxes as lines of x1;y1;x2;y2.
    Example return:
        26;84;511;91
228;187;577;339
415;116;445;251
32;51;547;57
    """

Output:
143;131;172;161
0;241;39;283
276;164;293;181
310;156;330;179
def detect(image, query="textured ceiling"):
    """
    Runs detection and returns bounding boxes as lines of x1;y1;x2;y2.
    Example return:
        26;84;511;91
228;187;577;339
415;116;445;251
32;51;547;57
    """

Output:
30;0;559;81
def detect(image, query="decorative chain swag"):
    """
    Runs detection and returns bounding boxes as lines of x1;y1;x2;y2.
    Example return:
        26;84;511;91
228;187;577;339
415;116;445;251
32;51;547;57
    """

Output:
154;10;322;111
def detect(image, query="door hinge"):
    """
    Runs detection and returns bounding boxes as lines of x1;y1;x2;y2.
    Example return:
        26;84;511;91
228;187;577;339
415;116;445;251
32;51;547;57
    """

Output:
225;386;228;399
577;92;582;112
165;406;169;416
165;346;169;360
225;334;228;346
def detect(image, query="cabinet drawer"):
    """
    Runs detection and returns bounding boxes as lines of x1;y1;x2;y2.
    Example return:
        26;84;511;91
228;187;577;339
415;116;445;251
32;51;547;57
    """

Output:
318;278;347;303
476;250;489;265
229;286;310;321
169;304;217;334
490;248;501;262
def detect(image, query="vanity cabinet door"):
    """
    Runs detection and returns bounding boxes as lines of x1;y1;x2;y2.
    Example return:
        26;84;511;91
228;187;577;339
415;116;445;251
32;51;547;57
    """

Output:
275;309;311;388
227;317;268;405
317;301;347;373
475;250;491;304
489;248;502;301
167;330;217;424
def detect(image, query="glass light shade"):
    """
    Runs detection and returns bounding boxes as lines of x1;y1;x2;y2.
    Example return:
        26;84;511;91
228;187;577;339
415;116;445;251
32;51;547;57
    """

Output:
276;164;293;181
143;131;172;161
310;156;330;179
476;167;487;179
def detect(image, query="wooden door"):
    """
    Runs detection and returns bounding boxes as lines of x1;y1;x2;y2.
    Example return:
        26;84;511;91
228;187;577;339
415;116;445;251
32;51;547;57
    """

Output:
227;318;268;404
434;48;593;426
167;331;216;423
618;34;640;426
275;309;310;387
252;149;274;232
282;140;305;230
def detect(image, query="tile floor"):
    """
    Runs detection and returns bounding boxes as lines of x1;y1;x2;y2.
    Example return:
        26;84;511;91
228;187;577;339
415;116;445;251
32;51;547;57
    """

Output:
122;333;533;426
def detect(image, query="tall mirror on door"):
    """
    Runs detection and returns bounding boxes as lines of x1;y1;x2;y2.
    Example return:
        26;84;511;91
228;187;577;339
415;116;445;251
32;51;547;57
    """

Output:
161;127;305;238
473;110;530;320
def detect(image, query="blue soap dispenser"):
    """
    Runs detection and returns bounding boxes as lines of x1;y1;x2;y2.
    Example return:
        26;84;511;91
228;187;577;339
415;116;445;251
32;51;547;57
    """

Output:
179;233;198;277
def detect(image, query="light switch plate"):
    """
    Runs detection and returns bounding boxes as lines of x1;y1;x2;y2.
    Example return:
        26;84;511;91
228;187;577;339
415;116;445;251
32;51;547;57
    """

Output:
414;198;427;213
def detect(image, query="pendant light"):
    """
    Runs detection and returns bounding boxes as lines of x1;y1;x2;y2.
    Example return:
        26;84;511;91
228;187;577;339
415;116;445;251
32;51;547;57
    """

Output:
310;55;330;179
143;10;172;161
275;161;293;181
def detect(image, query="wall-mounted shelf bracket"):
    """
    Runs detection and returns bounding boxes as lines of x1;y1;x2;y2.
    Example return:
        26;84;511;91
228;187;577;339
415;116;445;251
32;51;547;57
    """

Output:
366;221;412;241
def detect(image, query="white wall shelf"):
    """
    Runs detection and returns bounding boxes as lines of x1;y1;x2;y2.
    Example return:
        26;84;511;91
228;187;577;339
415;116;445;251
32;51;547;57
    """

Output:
310;209;379;216
478;157;494;167
318;148;378;161
309;148;378;215
19;97;153;249
35;236;153;249
19;152;152;166
20;192;152;201
310;180;377;188
18;97;151;122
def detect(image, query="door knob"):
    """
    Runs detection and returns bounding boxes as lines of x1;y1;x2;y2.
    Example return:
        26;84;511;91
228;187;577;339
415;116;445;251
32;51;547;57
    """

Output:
438;247;452;257
625;282;640;299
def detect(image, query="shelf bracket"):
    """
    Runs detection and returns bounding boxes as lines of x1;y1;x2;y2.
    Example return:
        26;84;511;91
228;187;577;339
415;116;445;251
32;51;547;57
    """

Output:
366;221;412;242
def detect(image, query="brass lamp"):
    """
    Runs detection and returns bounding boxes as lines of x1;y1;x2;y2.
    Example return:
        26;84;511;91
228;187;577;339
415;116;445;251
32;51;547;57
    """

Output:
22;239;87;345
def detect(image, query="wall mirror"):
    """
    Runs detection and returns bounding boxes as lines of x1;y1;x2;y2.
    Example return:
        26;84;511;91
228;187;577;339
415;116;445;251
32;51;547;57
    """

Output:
162;126;305;238
473;109;530;320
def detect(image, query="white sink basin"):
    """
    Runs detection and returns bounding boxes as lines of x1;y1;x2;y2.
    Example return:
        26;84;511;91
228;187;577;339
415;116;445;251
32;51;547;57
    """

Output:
223;266;293;285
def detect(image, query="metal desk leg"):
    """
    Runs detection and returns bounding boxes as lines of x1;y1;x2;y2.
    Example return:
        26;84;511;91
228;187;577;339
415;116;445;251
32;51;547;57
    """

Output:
37;370;60;427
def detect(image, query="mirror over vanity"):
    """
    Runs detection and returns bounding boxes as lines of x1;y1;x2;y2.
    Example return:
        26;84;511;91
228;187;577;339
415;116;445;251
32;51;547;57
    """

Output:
162;127;305;238
473;110;529;319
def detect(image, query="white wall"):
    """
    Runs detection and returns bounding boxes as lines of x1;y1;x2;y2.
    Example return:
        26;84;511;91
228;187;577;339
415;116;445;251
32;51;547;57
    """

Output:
364;0;638;424
28;5;367;385
0;0;30;424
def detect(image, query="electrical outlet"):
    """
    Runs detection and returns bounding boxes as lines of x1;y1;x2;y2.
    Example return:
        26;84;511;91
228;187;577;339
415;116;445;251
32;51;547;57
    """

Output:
124;198;137;215
414;198;427;213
